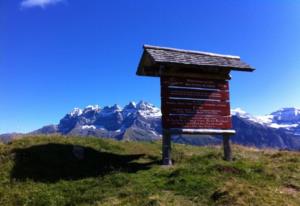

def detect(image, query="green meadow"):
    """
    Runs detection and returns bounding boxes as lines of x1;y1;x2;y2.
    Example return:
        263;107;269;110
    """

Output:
0;136;300;206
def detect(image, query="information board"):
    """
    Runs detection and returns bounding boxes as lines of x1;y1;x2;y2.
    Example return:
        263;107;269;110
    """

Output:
161;77;232;129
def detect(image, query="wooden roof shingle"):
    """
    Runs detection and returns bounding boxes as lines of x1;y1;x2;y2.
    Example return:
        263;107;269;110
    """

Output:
137;45;254;78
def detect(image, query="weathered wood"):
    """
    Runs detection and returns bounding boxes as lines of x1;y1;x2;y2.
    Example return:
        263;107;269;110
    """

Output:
162;89;229;101
161;77;229;90
162;107;230;116
136;45;255;76
169;128;236;135
162;130;172;165
161;99;231;122
223;134;232;161
137;45;254;165
161;64;232;77
140;66;232;80
162;99;230;107
162;115;232;129
161;76;231;130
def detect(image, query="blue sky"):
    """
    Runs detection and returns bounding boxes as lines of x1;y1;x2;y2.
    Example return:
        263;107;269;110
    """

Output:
1;0;300;133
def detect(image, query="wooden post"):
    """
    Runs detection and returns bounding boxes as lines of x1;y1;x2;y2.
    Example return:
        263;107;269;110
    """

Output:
223;134;232;161
162;129;172;165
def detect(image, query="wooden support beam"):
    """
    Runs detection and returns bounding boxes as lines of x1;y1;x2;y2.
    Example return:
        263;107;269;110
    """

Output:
139;66;232;80
223;134;232;161
162;129;172;165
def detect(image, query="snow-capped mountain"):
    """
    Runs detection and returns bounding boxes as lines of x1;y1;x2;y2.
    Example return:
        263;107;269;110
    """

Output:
2;102;300;150
272;108;300;123
53;101;162;141
228;107;300;150
232;107;300;136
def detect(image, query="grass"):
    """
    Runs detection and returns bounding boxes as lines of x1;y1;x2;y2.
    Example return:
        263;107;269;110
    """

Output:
0;135;300;205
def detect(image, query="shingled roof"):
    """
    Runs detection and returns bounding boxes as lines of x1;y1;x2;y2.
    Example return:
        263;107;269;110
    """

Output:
137;45;254;77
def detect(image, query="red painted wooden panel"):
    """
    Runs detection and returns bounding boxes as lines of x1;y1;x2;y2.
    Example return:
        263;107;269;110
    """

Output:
162;99;230;107
161;77;229;90
160;77;232;129
162;89;229;100
162;107;230;116
161;99;230;116
162;115;232;129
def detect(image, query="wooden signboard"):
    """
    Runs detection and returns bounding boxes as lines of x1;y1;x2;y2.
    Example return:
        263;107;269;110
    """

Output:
161;77;232;129
137;45;254;164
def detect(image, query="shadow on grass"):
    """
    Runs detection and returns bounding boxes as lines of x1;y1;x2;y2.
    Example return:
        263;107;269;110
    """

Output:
11;143;158;182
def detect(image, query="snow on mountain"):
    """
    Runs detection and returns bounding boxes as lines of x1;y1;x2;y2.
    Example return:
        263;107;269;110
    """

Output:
231;107;300;132
123;101;137;117
82;105;100;113
81;125;96;130
38;104;300;139
231;108;258;122
69;108;83;116
136;101;161;118
271;107;300;123
4;101;300;150
101;104;122;116
55;101;162;141
58;104;300;147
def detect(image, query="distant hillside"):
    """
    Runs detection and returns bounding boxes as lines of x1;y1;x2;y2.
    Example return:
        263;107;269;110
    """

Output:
0;133;23;143
0;135;300;205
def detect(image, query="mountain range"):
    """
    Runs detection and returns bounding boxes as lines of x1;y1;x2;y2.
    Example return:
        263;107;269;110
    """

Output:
1;101;300;150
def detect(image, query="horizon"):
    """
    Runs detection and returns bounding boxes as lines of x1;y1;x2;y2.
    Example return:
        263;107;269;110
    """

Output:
1;1;300;133
2;100;300;135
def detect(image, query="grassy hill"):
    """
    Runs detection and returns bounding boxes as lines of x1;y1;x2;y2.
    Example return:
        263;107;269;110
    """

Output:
1;136;300;206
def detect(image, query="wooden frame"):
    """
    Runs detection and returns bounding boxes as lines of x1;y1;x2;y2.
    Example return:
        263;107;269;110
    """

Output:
162;129;235;165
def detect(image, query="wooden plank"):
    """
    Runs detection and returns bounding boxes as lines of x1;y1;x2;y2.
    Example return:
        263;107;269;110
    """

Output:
161;77;229;90
162;98;230;115
161;97;231;117
162;99;230;107
163;114;231;121
163;122;232;129
162;115;232;129
161;76;228;84
162;107;230;116
169;128;236;135
141;68;231;80
140;66;232;80
162;89;229;100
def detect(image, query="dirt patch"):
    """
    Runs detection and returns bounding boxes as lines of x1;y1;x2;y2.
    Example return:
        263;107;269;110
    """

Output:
285;183;300;191
215;165;241;174
211;190;229;201
280;184;300;196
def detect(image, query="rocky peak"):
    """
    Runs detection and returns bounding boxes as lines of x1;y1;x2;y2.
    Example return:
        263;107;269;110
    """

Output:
123;101;137;118
136;101;152;110
124;101;136;109
69;108;83;117
136;101;161;118
83;105;100;113
99;104;122;118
